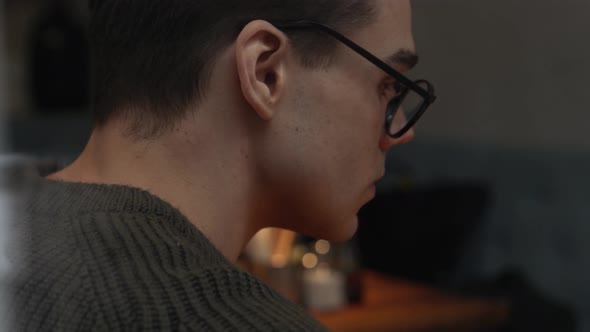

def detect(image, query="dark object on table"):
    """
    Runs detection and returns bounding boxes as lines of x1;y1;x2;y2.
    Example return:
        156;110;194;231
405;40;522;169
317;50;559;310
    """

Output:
357;182;489;284
459;270;577;332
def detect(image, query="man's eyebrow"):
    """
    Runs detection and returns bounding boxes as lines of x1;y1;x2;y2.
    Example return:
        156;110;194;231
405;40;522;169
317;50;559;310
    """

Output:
385;49;419;70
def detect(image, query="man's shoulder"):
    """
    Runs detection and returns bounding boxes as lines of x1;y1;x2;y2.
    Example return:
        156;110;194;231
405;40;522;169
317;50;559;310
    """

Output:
7;252;326;331
0;157;326;331
135;266;328;331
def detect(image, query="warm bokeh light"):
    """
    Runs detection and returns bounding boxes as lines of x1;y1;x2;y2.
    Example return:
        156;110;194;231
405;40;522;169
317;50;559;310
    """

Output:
302;253;318;269
271;254;288;269
315;240;331;255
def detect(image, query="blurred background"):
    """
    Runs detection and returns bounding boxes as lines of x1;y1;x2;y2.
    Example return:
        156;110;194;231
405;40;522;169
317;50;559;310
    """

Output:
1;3;8;332
1;0;589;331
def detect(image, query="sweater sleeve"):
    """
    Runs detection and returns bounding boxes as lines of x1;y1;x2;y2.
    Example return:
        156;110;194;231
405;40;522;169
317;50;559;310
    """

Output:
7;182;327;331
70;212;327;331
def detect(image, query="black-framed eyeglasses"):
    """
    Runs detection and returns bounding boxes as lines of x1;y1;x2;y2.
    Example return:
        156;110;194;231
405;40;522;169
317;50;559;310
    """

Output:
270;21;437;139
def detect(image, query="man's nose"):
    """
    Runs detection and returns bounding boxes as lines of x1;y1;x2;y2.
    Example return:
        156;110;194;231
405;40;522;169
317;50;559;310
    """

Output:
379;128;415;151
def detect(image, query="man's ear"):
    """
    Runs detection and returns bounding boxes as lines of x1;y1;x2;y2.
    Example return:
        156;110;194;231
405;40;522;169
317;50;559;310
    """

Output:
235;20;289;121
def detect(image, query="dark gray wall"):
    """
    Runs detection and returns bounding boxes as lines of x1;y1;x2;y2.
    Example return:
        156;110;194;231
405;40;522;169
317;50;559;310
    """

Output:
411;0;590;151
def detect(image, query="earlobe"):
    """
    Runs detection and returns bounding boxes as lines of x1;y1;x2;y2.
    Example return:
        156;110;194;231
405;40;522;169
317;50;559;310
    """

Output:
235;20;288;121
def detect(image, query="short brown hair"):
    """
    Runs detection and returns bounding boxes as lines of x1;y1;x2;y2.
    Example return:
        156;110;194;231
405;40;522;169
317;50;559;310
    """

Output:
89;0;377;138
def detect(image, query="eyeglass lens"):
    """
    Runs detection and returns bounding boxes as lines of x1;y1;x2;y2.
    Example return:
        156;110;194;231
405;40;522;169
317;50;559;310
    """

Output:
387;80;428;136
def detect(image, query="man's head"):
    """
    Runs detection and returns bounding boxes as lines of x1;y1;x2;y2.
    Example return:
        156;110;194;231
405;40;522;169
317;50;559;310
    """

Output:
87;0;421;243
88;0;377;138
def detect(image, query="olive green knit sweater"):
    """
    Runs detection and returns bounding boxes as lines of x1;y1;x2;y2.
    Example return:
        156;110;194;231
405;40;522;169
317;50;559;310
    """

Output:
3;163;326;331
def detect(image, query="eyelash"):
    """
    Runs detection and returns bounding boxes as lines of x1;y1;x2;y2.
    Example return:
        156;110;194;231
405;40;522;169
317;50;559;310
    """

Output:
381;81;403;99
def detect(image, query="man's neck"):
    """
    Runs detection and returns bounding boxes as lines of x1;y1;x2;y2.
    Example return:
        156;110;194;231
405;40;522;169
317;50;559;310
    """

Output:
47;124;263;263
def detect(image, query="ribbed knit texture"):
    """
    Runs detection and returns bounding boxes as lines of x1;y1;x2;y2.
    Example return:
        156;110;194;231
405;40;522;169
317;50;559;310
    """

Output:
3;165;327;331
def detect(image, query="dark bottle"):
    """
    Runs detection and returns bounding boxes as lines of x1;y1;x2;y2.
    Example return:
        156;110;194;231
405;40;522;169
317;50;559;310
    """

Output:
29;0;89;113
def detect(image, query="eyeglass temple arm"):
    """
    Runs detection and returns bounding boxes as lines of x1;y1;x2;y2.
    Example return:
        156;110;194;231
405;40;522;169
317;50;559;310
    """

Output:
270;21;432;100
